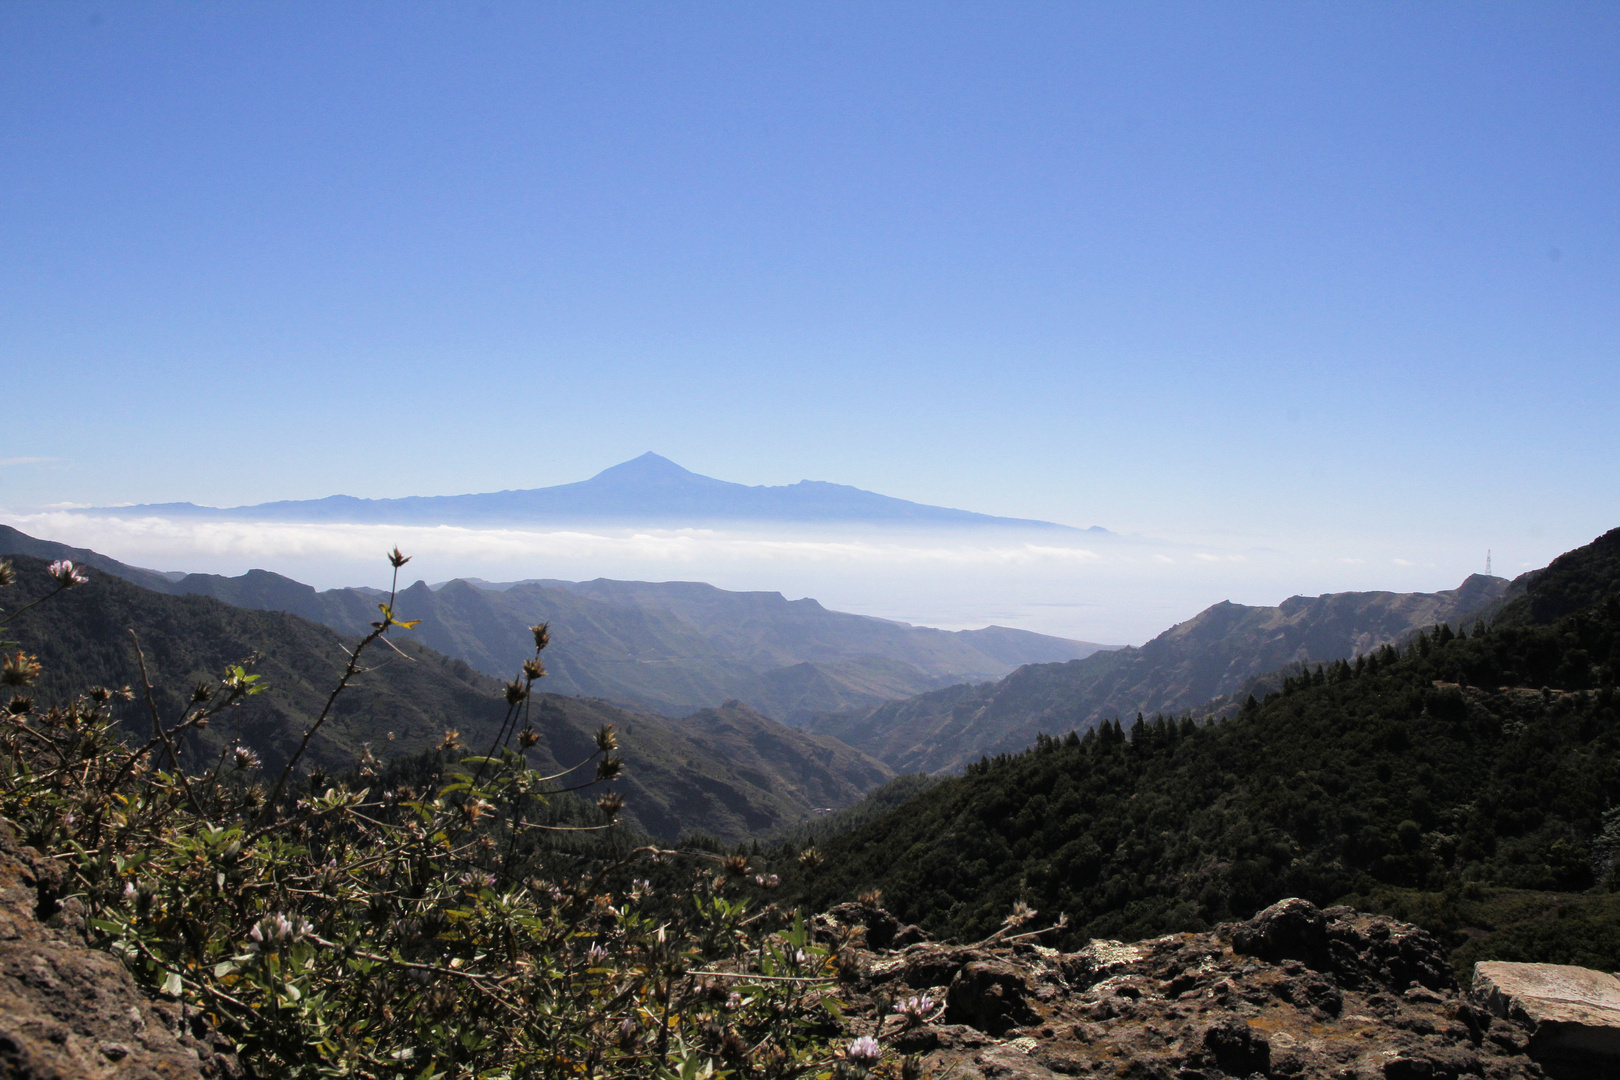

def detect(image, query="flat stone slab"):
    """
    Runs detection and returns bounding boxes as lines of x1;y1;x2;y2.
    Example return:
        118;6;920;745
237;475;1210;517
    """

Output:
1474;961;1620;1061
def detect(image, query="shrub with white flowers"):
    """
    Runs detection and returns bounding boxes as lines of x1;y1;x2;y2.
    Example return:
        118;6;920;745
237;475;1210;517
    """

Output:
0;550;902;1079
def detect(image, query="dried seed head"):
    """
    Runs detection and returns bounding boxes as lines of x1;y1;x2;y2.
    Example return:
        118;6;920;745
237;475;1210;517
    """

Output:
504;680;528;706
387;546;411;569
191;682;212;703
87;686;110;704
518;727;540;749
529;622;550;651
721;854;750;878
798;846;824;869
232;746;261;771
440;729;462;751
7;695;34;716
597;791;624;820
2;651;41;688
522;658;546;681
594;725;618;753
0;560;13;587
594;754;622;782
1003;899;1036;926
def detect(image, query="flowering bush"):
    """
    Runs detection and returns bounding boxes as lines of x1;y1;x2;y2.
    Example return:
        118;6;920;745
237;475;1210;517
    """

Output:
0;551;868;1079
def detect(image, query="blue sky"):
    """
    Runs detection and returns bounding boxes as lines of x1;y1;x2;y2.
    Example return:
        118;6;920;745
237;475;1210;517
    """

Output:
2;3;1617;638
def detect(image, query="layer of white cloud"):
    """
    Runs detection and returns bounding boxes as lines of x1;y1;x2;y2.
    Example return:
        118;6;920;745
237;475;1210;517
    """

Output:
10;513;1111;569
0;512;1500;645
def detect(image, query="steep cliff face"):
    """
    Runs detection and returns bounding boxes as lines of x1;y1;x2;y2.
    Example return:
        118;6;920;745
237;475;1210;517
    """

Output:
0;822;238;1079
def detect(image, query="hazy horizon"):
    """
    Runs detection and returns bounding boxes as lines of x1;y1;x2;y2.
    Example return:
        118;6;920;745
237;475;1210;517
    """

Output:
0;459;1538;645
4;4;1614;641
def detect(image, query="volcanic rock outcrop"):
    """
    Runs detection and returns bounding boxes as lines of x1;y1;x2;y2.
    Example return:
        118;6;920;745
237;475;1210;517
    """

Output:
0;821;238;1080
817;897;1559;1080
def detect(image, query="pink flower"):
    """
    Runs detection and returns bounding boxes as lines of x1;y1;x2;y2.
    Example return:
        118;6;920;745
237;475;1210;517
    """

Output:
847;1035;882;1063
894;994;936;1025
47;560;88;588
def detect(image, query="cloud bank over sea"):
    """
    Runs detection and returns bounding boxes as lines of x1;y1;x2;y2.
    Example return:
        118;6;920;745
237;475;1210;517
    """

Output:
4;511;1493;645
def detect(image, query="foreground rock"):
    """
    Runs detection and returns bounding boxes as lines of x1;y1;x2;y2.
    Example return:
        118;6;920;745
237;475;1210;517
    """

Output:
0;822;238;1080
1474;963;1620;1073
819;898;1543;1080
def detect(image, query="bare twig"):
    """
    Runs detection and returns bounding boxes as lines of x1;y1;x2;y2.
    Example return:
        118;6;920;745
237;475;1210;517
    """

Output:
967;913;1069;949
129;631;205;817
252;621;389;831
685;970;833;983
0;583;69;629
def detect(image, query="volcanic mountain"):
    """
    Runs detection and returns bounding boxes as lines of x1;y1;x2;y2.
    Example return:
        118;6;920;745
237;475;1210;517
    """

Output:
85;452;1105;531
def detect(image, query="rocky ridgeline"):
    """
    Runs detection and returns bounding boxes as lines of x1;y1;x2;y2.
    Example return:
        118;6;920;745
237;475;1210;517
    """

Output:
0;822;238;1080
817;898;1559;1080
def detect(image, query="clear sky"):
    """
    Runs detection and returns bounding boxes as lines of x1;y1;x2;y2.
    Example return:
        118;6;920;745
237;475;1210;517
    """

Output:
2;3;1617;640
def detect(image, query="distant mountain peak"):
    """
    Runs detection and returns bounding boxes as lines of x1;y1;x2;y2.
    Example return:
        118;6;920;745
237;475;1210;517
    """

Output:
589;452;706;484
78;454;1092;531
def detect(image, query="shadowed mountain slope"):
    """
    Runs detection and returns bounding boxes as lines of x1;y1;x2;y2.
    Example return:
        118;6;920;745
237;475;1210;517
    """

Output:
0;553;890;842
805;572;1511;773
1;524;1104;721
1492;526;1620;629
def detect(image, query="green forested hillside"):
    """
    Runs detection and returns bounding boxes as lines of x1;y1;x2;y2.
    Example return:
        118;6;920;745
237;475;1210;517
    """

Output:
1;554;888;841
783;529;1620;962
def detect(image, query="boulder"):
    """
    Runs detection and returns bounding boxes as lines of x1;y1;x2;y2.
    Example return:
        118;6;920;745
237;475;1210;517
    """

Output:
827;901;902;950
945;958;1038;1036
1324;907;1456;993
1474;961;1620;1069
1232;897;1330;968
1199;1016;1271;1076
1232;899;1454;994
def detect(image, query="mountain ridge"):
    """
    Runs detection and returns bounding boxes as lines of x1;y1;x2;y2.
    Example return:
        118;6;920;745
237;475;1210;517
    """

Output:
803;571;1513;773
0;551;892;842
0;524;1109;722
